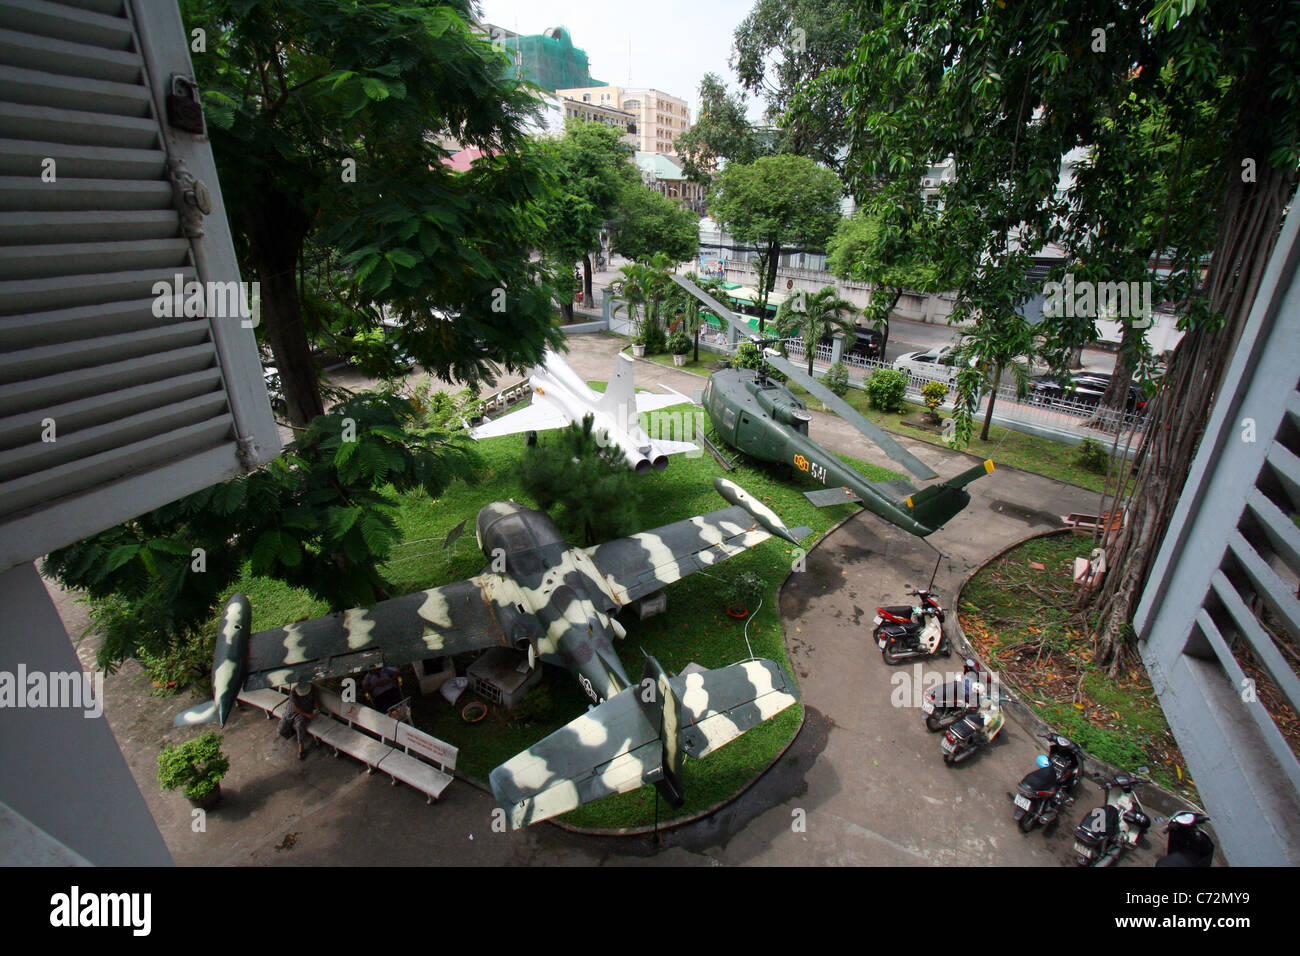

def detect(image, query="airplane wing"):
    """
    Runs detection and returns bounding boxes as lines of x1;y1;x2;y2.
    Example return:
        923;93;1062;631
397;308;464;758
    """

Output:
585;504;775;607
241;576;506;690
489;657;799;828
468;399;570;440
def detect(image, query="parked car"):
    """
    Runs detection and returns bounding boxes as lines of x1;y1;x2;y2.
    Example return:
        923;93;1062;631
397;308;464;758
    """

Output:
893;345;960;384
1028;370;1148;415
818;324;884;361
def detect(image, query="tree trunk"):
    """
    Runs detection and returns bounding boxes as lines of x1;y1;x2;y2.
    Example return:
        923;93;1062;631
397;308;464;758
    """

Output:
1090;321;1137;429
693;330;700;363
761;239;781;334
560;301;574;323
583;253;594;303
1083;161;1295;675
245;193;321;426
980;364;1002;441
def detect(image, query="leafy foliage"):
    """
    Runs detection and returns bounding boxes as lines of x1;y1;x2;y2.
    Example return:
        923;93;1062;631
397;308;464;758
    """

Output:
708;155;843;327
865;367;908;413
610;183;701;264
773;286;857;375
666;329;692;355
725;570;767;612
675;73;772;188
44;395;480;669
920;379;948;413
182;0;566;421
157;731;229;802
824;361;850;397
520;416;639;545
1075;438;1111;474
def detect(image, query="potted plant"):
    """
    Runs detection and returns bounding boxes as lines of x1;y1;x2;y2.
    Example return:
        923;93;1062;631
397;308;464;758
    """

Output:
920;379;948;425
158;730;229;810
667;329;691;366
724;570;766;619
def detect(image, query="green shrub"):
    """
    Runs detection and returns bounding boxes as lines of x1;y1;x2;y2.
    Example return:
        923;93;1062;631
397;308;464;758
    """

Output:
666;329;691;355
1075;438;1110;473
725;570;766;611
921;379;948;412
866;367;908;412
824;361;850;397
637;319;666;354
730;341;786;382
158;731;228;802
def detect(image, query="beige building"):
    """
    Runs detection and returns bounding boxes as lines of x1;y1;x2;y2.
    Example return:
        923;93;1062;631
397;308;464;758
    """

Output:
556;85;690;155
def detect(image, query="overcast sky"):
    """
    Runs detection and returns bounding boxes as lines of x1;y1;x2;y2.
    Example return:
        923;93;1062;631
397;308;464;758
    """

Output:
475;0;767;122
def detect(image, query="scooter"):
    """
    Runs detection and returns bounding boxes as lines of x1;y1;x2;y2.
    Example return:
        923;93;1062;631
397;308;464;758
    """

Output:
874;586;950;664
1155;811;1214;867
1012;733;1084;832
922;658;988;731
1073;774;1152;866
940;693;1004;764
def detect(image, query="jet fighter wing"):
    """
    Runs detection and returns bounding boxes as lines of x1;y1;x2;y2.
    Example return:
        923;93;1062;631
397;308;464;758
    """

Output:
468;399;570;440
586;477;810;606
586;505;773;607
489;657;799;828
241;576;506;690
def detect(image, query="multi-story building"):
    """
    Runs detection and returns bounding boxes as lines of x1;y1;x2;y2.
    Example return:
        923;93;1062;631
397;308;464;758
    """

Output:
634;152;705;210
530;94;638;149
556;86;690;155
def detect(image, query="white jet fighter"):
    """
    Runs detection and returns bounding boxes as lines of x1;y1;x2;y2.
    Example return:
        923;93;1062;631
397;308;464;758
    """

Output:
469;350;698;474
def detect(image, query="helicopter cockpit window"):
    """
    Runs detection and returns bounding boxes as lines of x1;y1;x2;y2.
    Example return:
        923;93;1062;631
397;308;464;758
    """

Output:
723;407;737;429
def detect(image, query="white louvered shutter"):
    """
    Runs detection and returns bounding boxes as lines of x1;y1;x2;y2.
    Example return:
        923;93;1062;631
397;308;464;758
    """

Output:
0;0;279;570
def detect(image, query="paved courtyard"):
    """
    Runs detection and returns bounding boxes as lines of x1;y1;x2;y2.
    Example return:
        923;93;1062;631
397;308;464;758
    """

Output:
50;333;1165;866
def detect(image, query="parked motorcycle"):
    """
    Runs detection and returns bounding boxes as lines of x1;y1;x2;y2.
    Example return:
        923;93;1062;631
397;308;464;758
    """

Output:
1012;733;1084;832
1154;811;1214;867
940;693;1004;764
922;658;988;731
1073;774;1152;866
874;586;950;664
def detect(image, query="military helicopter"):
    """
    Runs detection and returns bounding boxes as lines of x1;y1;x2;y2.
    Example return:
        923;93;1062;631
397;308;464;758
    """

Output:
671;275;993;538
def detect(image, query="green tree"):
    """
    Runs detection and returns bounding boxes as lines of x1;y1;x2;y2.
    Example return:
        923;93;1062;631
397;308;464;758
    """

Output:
536;120;640;314
826;209;947;355
610;184;701;264
675;73;771;189
950;316;1037;443
708;155;843;332
43;394;479;669
666;272;732;362
774;286;858;375
183;0;564;424
521;416;639;545
836;0;1300;672
732;0;861;170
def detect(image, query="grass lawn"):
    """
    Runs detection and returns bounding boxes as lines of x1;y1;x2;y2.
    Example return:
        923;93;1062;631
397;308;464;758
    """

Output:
958;532;1197;802
230;398;899;829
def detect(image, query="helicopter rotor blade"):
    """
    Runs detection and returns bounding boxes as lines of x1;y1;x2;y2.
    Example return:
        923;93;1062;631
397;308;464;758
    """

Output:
762;350;939;481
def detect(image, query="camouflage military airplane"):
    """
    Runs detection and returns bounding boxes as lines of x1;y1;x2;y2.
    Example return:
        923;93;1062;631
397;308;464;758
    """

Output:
177;477;805;828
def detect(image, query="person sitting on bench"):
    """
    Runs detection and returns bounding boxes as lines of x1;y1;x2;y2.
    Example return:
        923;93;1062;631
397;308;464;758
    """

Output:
278;681;320;760
363;665;404;714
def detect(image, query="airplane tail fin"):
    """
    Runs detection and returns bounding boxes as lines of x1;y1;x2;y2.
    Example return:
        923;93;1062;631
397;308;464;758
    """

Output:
904;459;995;533
595;353;638;418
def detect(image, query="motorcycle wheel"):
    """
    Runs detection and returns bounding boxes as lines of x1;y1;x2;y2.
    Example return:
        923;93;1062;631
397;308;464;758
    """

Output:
882;642;906;665
925;713;943;732
946;745;975;765
1018;811;1038;833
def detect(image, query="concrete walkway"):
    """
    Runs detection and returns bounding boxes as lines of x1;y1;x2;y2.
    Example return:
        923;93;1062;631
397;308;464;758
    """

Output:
51;333;1164;866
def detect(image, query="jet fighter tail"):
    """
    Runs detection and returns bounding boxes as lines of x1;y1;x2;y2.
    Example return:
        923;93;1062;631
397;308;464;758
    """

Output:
595;352;639;419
